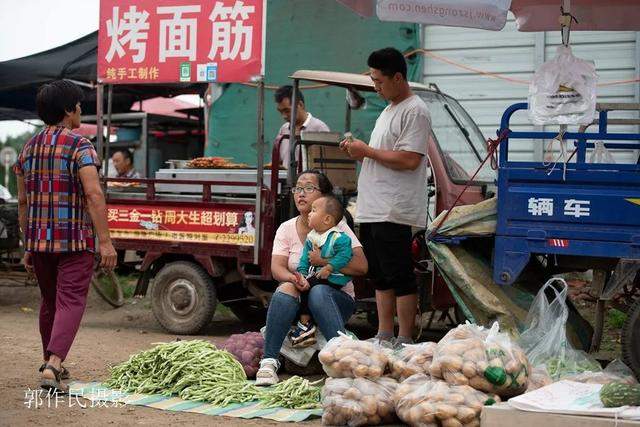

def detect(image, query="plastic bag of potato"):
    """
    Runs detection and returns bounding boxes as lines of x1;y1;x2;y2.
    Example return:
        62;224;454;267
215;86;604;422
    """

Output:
389;342;437;381
395;378;500;427
318;334;389;379
526;366;553;392
395;373;432;401
321;377;398;426
430;322;529;397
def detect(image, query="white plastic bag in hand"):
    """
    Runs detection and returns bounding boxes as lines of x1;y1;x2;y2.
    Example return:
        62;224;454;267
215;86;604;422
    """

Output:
529;46;597;125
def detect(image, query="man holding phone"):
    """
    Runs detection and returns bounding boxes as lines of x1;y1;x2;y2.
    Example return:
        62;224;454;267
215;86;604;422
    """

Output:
341;48;430;347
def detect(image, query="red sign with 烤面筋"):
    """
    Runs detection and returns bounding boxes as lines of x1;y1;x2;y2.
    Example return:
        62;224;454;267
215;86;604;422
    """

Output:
107;204;256;246
98;0;266;84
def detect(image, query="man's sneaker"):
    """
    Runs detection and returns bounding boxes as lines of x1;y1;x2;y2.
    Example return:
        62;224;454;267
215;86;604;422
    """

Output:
255;358;280;386
289;320;317;347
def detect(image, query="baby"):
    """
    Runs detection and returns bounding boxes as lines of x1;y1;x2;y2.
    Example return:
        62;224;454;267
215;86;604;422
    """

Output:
290;195;353;347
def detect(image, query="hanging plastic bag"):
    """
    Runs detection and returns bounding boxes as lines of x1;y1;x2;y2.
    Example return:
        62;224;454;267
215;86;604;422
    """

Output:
518;278;601;380
589;140;616;164
529;46;597;125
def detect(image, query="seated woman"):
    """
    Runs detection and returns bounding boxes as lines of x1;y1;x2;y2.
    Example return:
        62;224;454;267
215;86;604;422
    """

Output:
255;170;368;386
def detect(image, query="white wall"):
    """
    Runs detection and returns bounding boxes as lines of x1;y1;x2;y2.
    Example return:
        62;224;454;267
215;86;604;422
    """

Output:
423;16;640;163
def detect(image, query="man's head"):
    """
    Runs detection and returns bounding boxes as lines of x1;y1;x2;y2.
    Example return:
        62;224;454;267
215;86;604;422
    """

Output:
36;80;84;128
367;47;409;102
275;85;307;126
111;149;134;176
308;195;344;232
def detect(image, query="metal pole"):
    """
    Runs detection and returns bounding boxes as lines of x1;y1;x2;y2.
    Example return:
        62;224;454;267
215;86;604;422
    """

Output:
562;0;571;46
104;84;113;179
287;80;300;217
345;102;352;133
254;79;265;264
96;83;104;165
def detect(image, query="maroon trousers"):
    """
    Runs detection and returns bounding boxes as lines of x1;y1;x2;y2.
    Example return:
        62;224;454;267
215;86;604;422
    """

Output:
31;251;94;361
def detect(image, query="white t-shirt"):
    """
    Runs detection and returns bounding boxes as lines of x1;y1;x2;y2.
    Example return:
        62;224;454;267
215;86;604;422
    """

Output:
355;94;431;228
271;216;360;298
275;113;330;169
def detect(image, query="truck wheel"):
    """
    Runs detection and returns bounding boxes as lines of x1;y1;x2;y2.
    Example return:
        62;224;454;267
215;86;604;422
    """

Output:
621;298;640;378
151;261;217;335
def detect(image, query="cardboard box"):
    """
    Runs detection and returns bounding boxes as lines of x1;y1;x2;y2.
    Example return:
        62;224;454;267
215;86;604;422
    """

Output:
305;144;357;192
482;403;640;427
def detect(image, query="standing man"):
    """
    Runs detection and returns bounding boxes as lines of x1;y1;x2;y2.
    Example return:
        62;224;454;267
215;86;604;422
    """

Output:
274;85;330;169
14;80;117;393
111;149;141;179
341;48;430;346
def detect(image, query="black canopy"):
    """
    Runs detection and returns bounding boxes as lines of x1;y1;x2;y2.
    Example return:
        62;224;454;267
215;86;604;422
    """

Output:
0;31;205;120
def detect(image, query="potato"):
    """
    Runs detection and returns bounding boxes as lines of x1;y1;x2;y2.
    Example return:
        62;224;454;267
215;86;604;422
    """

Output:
377;402;392;418
435;403;458;420
367;414;382;425
469;376;493;392
462;348;485;363
318;350;334;365
447;393;466;405
506;360;521;374
444;371;470;386
333;347;350;359
463;420;481;427
408;405;424;424
353;364;368;377
462;362;477;379
457;406;477;423
361;395;378;416
368;366;383;378
343;387;362;401
442;418;464;427
440;355;464;371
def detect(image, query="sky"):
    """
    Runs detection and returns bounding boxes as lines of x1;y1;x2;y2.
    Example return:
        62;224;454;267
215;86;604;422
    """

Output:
0;0;197;142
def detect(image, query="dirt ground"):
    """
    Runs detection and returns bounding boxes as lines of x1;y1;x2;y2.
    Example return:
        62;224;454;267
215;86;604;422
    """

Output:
1;273;623;427
0;280;325;427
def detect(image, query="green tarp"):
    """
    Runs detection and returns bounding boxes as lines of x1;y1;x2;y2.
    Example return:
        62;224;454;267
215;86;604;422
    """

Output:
427;198;593;349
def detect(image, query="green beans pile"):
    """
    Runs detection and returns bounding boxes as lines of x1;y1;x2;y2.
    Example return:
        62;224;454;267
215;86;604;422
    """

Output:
259;376;323;409
104;341;323;410
181;380;262;405
104;340;246;396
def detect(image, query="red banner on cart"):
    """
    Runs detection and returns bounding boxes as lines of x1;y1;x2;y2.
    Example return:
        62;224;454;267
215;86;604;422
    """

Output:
107;204;256;246
98;0;266;83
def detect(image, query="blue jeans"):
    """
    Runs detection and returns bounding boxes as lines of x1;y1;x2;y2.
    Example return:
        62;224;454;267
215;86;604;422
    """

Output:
263;284;356;359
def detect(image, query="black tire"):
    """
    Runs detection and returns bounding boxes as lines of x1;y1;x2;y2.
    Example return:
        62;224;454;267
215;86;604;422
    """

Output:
91;268;124;308
151;261;217;335
621;298;640;379
284;354;324;376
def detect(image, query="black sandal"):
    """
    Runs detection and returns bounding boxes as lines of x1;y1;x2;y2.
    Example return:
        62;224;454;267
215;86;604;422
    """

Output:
39;363;70;380
40;364;69;394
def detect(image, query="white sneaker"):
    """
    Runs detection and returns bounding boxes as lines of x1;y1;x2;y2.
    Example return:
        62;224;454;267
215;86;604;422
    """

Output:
255;358;280;386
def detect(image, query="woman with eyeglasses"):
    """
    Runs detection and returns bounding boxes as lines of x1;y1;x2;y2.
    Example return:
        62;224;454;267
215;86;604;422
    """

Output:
255;170;368;386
